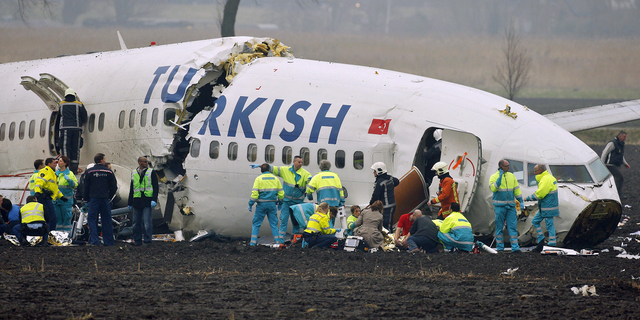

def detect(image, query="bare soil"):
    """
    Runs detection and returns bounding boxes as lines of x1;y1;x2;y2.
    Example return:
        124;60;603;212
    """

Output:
1;144;639;319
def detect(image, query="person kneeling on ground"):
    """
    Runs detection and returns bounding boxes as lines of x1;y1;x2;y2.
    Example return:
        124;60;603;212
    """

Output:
354;200;385;250
437;202;474;252
303;202;339;249
19;196;49;246
403;210;440;253
346;205;361;237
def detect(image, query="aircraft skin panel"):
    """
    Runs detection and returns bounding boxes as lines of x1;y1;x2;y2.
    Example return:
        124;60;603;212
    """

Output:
544;99;640;132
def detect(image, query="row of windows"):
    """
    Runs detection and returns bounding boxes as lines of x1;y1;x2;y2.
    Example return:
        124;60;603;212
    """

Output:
191;139;365;170
0;119;47;141
1;107;175;141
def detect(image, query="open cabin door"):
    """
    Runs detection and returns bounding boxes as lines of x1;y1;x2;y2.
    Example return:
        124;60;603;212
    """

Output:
433;129;482;213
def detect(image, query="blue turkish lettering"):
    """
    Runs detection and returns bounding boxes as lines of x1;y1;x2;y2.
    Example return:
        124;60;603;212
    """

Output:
279;100;311;142
144;66;169;104
262;99;284;140
228;96;266;138
161;66;198;103
197;95;226;136
310;103;351;144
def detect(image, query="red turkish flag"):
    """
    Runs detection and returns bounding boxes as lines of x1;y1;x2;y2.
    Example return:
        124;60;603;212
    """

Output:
368;119;391;135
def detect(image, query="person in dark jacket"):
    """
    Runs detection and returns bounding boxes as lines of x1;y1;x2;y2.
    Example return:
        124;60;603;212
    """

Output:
83;153;117;246
369;162;399;231
402;209;440;253
600;131;630;198
127;156;159;246
57;88;87;174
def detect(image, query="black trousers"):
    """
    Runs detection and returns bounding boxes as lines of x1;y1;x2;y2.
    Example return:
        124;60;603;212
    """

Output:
608;165;624;197
382;206;396;231
59;129;82;173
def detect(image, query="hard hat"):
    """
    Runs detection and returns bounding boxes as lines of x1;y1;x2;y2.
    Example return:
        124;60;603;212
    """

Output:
371;162;387;175
433;129;442;141
64;88;76;97
432;161;448;175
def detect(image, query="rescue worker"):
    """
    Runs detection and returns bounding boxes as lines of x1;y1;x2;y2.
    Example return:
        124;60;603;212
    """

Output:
54;155;78;232
306;160;345;207
525;164;559;249
83;153;118;246
394;210;415;249
346;205;361;236
601;131;630;199
57;88;87;174
303;202;339;249
265;155;311;243
19;196;49;246
423;129;442;185
289;202;317;230
128;156;159;246
403;210;440;253
34;157;67;231
248;163;284;246
437;202;474;252
29;159;44;195
489;159;524;253
2;198;21;238
428;161;459;219
369;162;399;231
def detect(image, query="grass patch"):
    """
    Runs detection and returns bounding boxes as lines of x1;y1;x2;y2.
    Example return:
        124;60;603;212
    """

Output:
574;128;640;145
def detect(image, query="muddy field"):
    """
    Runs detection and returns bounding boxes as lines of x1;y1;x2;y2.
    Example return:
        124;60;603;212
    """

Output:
1;144;639;319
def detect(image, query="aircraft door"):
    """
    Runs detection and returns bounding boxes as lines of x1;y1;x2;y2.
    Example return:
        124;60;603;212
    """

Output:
434;129;482;213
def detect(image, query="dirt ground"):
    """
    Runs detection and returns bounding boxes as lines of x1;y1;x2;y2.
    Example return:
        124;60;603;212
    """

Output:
1;145;639;319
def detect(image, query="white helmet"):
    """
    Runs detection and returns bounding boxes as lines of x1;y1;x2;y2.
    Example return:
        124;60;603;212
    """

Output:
433;129;442;141
432;161;448;175
64;88;76;98
371;162;387;175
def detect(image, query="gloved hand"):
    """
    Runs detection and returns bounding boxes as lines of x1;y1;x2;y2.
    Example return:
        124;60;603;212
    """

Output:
151;200;157;208
307;193;313;201
60;196;69;202
128;206;132;210
249;164;260;169
64;174;70;180
248;205;253;212
496;169;503;187
335;228;342;233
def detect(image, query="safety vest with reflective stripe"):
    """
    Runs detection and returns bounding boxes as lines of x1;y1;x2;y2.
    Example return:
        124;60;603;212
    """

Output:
272;165;311;202
29;170;39;194
132;169;154;198
249;172;284;206
489;170;523;207
34;166;64;200
306;171;344;207
525;170;559;218
20;202;46;224
304;210;336;235
291;203;316;228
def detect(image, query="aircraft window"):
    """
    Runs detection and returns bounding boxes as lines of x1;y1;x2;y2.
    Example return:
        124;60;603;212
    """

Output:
129;109;136;128
39;119;46;137
527;163;538;187
8;122;16;141
335;150;345;169
589;158;610;183
282;146;292;164
118;110;125;129
247;143;258;162
88;114;95;132
0;123;5;141
265;145;275;163
505;159;524;184
190;138;200;158
98;113;105;131
18;121;25;140
549;165;593;183
164;108;176;126
228;142;238;160
354;151;364;170
317;149;328;165
151;108;159;126
300;148;310;166
140;108;148;127
28;120;35;139
209;141;219;159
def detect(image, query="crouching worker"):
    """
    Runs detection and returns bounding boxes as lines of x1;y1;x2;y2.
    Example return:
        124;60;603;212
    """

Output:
346;205;361;236
437;203;474;252
302;202;339;249
289;202;317;230
403;210;440;253
19;196;49;246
